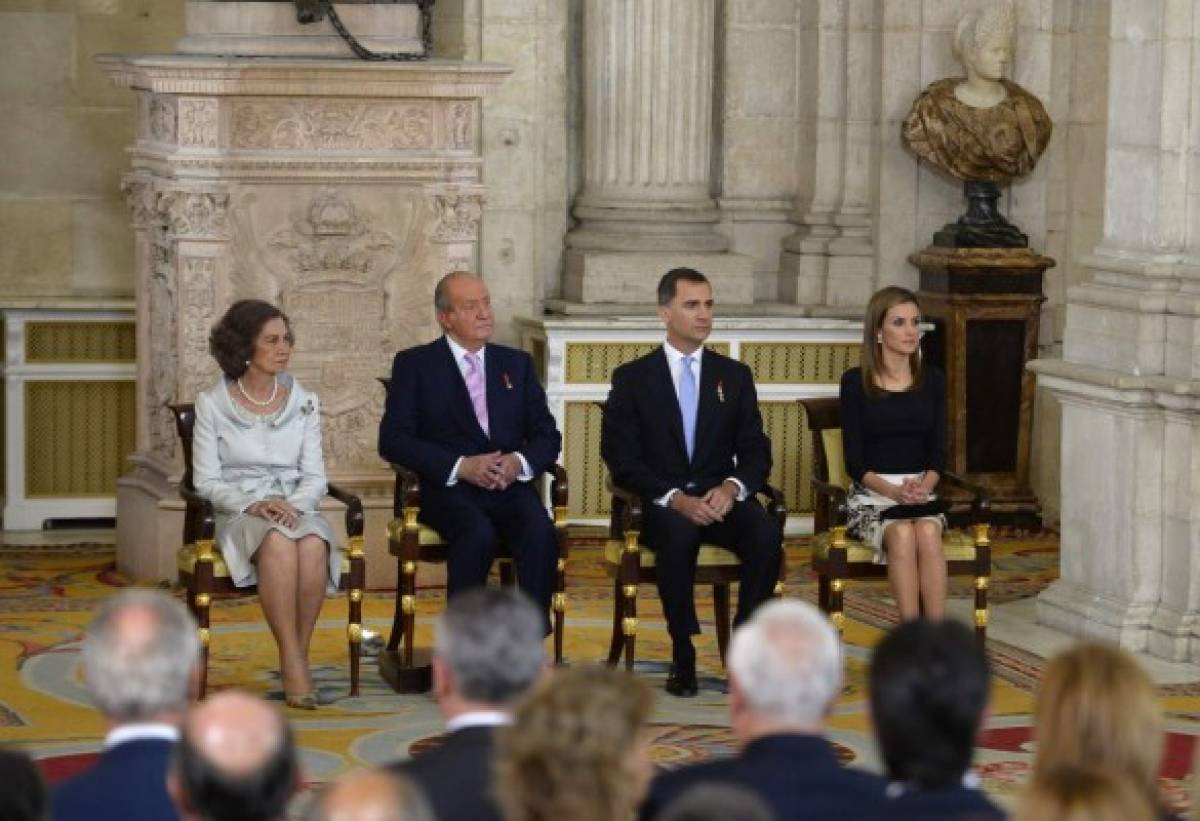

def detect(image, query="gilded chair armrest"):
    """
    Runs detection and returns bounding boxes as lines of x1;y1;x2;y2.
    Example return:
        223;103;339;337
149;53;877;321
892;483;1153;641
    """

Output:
606;477;644;535
179;486;216;541
756;482;788;528
549;464;569;509
809;478;849;528
326;482;365;538
940;470;992;519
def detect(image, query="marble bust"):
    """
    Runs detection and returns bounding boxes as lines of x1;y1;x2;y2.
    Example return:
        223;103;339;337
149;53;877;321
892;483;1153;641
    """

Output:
902;0;1052;185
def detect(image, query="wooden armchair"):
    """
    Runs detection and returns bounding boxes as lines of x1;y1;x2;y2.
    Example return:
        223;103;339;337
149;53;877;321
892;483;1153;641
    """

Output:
376;378;570;694
604;479;788;671
171;403;365;699
797;397;992;637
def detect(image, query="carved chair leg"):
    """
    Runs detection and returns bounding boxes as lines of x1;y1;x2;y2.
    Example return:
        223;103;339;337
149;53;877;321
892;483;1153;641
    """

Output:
552;591;565;666
347;557;364;698
386;556;405;652
713;582;731;668
607;575;624;666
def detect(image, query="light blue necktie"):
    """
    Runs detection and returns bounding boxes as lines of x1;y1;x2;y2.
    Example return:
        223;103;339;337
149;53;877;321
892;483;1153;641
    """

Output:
679;355;697;460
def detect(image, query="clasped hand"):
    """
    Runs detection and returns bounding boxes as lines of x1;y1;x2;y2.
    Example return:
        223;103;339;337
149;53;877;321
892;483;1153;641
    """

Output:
671;482;738;526
458;451;523;491
895;477;930;505
247;497;300;528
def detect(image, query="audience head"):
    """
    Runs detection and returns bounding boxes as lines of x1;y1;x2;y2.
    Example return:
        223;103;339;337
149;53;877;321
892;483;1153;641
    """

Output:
169;690;298;821
496;665;655;821
432;587;546;713
727;599;841;738
0;747;46;821
1032;642;1163;811
861;286;924;396
868;619;990;789
1015;767;1157;821
209;299;292;381
656;783;776;821
434;271;493;350
656;268;714;352
82;588;200;723
306;768;434;821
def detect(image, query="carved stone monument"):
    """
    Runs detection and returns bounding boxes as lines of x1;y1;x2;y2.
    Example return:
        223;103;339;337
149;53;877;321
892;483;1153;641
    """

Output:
100;44;509;584
903;0;1055;527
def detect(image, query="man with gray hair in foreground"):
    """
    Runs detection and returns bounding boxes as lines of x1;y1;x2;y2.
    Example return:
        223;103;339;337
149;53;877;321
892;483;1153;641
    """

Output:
52;588;200;821
639;599;887;820
388;586;547;821
167;690;298;821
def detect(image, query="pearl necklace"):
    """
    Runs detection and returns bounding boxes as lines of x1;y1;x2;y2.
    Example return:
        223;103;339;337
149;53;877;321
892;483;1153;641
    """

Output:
237;375;278;407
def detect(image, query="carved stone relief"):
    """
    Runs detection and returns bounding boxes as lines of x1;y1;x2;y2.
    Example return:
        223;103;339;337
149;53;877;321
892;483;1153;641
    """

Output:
149;95;177;144
147;232;178;461
121;173;159;231
251;187;434;471
159;191;231;240
179;98;219;148
430;189;484;243
449;102;473;150
231;100;435;151
178;257;219;402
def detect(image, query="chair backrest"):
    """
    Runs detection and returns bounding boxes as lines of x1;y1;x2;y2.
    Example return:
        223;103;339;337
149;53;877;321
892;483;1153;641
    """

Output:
797;397;849;490
170;403;198;493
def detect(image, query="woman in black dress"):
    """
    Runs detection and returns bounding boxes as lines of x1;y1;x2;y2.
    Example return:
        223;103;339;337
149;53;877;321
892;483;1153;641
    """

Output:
840;286;947;620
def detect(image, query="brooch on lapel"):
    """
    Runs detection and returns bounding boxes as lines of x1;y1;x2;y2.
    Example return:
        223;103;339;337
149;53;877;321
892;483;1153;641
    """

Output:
300;398;315;415
502;372;513;390
717;380;725;403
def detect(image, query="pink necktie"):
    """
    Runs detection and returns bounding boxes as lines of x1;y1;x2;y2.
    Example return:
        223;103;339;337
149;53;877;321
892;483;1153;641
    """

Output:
463;351;489;435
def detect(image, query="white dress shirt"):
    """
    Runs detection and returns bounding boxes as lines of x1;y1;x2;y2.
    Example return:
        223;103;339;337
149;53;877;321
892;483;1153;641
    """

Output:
443;335;533;486
656;342;747;507
104;722;179;750
445;710;512;732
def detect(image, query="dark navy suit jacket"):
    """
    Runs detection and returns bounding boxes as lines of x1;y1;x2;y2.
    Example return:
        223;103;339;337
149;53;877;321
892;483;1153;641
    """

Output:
391;725;503;821
378;338;560;485
640;733;887;821
875;783;1005;820
51;738;178;821
602;346;771;502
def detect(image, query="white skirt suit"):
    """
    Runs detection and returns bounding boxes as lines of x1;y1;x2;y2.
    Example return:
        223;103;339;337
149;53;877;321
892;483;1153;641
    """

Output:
191;374;339;592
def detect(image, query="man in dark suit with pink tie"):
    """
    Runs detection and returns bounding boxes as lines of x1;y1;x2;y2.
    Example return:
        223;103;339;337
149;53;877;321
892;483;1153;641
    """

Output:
378;272;561;629
601;268;782;696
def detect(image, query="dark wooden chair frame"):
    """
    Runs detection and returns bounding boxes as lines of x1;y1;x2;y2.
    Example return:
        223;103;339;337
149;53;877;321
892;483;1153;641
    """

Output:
171;402;366;699
797;396;992;637
376;378;570;694
604;479;789;670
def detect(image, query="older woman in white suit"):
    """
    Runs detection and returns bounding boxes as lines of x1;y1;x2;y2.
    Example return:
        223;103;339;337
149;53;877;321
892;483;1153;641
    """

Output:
192;299;337;710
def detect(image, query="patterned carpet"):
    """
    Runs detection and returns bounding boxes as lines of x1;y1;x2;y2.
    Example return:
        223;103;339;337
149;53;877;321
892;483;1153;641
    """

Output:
0;531;1195;814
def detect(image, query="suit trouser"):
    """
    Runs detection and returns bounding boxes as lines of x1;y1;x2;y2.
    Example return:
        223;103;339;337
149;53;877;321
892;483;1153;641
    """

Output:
420;481;557;632
642;497;783;666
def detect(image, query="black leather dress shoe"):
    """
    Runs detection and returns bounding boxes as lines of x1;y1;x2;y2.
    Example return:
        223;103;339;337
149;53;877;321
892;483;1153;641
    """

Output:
665;664;699;697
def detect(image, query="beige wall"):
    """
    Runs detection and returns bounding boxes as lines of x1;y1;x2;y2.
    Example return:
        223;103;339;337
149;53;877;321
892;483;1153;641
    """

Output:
0;0;183;299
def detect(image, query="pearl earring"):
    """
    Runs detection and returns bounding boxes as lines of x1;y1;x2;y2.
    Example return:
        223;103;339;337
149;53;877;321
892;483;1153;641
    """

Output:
876;335;882;344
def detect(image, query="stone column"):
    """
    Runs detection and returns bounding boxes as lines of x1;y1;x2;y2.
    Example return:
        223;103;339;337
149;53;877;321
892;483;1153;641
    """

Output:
563;0;754;306
779;0;878;308
102;55;509;585
1030;0;1200;660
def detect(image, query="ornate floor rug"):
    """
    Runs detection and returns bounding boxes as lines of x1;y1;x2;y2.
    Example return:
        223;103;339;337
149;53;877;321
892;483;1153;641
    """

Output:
0;531;1195;814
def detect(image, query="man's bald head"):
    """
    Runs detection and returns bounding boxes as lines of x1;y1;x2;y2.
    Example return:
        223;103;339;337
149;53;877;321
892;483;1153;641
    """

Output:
308;769;434;821
172;691;297;821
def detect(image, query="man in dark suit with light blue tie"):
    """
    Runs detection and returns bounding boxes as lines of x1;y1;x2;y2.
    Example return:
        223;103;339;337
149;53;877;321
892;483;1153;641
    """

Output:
601;268;782;696
52;589;200;821
379;272;561;627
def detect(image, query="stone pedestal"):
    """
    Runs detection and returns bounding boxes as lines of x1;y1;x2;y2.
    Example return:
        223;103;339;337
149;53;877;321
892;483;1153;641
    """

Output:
912;246;1052;528
564;0;754;304
99;54;509;584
